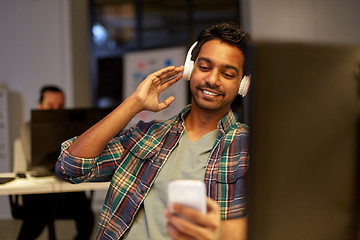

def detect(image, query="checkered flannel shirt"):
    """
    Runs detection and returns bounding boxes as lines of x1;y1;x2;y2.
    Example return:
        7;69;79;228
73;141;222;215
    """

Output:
56;105;249;240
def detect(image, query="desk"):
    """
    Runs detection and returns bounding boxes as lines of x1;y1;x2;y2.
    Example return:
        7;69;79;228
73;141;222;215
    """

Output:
0;172;109;240
0;172;110;195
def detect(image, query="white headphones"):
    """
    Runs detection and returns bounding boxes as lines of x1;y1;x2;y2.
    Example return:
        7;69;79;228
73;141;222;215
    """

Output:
183;41;250;97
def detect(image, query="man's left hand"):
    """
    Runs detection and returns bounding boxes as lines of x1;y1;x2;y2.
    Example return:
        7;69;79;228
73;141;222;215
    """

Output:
164;197;221;240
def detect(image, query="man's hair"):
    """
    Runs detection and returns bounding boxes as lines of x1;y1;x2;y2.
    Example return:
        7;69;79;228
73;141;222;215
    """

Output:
39;85;63;104
191;22;251;76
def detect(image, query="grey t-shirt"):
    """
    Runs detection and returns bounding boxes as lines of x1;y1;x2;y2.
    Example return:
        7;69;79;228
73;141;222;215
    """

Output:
124;128;219;239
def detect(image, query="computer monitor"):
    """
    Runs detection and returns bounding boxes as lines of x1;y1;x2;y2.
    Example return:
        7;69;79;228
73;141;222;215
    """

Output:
30;108;113;174
247;42;360;240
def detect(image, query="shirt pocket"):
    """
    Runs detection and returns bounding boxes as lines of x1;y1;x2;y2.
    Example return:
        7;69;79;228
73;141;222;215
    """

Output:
214;155;248;219
118;132;160;163
216;154;248;184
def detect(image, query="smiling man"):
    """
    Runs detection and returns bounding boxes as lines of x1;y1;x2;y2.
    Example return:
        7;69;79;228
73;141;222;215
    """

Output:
56;22;250;240
188;39;245;121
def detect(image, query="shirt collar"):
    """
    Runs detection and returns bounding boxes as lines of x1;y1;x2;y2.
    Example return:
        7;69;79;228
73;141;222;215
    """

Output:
178;105;238;133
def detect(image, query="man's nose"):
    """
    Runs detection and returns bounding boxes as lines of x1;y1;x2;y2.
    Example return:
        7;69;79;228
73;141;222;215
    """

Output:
205;69;220;87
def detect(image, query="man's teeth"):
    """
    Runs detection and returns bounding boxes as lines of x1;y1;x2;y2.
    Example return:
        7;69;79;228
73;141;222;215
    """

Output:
203;90;218;96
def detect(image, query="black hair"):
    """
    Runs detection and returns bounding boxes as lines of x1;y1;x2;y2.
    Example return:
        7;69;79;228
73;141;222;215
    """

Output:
39;85;63;104
191;22;252;76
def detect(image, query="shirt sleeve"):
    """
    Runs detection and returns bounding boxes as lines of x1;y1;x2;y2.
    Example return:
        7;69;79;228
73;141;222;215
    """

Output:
55;135;127;183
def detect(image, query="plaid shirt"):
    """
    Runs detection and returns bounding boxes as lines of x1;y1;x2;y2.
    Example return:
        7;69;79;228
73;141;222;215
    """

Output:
56;105;249;240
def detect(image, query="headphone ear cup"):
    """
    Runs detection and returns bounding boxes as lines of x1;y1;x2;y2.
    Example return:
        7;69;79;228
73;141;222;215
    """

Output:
238;75;251;97
183;59;194;81
183;42;198;80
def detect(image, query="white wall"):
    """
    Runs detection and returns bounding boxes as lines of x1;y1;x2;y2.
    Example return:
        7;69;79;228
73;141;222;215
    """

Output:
0;0;91;120
0;0;93;219
0;0;92;166
1;0;70;122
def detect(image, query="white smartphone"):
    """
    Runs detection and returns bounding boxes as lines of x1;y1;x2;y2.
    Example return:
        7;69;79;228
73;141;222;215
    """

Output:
168;179;207;214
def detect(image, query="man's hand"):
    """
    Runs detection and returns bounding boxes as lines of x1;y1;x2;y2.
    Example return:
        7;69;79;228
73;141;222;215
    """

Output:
164;197;221;240
132;65;184;112
67;65;183;158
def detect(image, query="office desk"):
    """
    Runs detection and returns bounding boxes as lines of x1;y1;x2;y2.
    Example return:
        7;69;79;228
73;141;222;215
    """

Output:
0;172;109;240
0;172;110;195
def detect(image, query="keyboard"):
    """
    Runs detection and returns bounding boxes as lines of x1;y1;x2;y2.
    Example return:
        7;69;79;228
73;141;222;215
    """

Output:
0;177;15;185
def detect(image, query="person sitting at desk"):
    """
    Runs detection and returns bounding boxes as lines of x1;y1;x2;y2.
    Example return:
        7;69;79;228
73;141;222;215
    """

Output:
56;22;250;240
16;85;94;240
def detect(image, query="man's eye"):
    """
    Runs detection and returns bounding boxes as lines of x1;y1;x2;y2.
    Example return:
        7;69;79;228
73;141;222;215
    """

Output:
223;73;235;78
199;66;210;71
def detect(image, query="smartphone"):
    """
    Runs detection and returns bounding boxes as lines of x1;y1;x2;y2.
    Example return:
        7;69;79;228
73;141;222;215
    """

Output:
168;179;207;214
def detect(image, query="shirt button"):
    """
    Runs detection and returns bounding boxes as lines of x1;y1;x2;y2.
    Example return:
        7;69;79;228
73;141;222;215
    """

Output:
230;175;235;180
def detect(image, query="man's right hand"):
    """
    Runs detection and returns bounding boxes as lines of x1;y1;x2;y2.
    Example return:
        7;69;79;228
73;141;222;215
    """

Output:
131;65;184;112
67;65;184;159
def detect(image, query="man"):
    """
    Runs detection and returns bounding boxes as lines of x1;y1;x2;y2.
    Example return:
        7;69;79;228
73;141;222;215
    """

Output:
20;86;65;167
37;85;64;110
56;22;250;240
17;86;94;240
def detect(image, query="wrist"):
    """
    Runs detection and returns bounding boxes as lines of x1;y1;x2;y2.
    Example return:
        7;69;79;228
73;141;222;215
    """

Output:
122;94;144;114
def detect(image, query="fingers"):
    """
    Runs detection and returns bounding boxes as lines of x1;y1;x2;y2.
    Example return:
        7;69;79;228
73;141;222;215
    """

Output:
149;66;183;111
154;65;184;80
158;66;184;90
164;209;201;240
164;198;222;240
169;198;219;227
133;65;184;112
160;71;183;90
158;96;175;111
206;197;220;215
